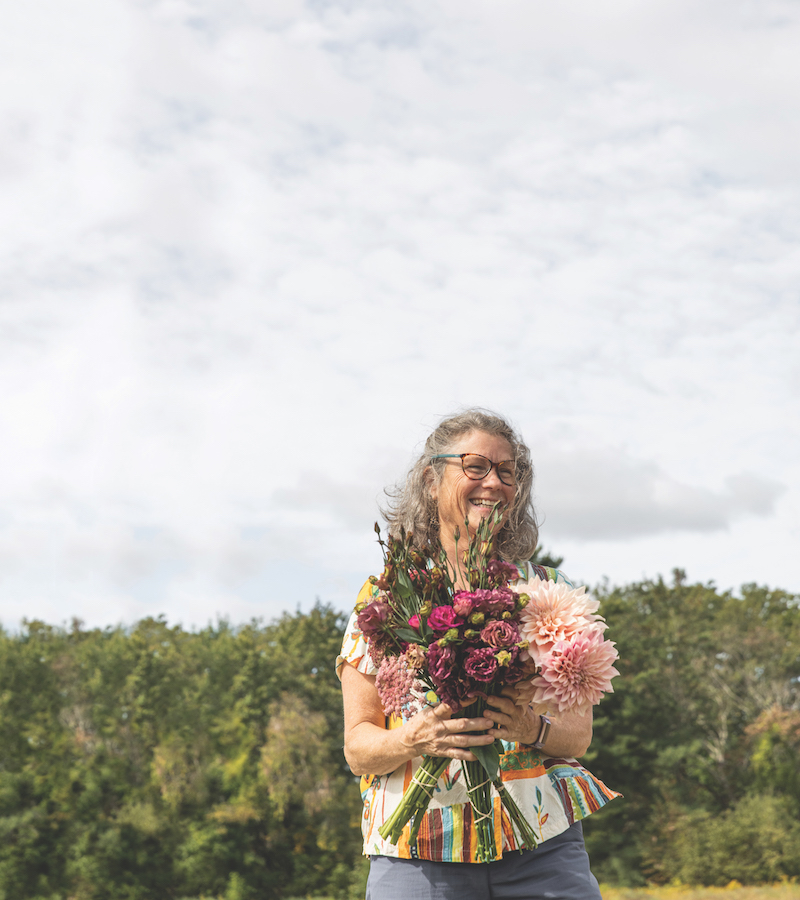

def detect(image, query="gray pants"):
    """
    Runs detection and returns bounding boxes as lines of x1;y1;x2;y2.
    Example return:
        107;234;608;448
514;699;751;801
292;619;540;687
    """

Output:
366;822;601;900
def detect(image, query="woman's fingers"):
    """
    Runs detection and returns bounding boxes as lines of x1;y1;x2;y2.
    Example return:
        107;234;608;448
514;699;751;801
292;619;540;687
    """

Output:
413;704;495;757
431;701;493;732
483;695;537;743
484;695;516;719
439;713;495;745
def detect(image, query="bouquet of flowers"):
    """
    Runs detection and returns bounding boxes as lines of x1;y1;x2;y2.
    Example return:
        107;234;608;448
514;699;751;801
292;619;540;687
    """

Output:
356;510;618;862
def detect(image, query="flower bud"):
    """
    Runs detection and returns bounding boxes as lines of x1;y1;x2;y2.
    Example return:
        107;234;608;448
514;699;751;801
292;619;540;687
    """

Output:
437;628;461;646
469;612;485;626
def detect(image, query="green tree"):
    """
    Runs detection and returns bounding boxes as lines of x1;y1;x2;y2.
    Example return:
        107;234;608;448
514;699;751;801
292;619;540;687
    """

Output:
583;574;800;885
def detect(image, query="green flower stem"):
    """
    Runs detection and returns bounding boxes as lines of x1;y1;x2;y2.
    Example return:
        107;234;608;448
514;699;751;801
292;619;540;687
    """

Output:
463;757;497;862
493;781;539;850
378;755;451;845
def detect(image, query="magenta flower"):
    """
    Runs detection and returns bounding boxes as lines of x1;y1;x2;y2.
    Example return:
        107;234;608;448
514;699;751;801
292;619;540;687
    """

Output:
463;647;499;683
469;589;494;613
453;592;477;618
480;619;520;649
408;614;421;631
427;605;461;632
531;627;620;717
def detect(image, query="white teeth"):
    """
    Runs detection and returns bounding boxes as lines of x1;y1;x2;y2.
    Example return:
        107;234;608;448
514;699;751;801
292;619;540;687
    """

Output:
472;500;496;506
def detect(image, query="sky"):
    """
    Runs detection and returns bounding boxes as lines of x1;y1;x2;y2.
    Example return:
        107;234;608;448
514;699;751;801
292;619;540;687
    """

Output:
1;0;798;631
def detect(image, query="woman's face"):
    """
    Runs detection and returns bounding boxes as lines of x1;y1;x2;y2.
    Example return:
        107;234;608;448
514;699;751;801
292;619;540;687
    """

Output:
429;430;516;542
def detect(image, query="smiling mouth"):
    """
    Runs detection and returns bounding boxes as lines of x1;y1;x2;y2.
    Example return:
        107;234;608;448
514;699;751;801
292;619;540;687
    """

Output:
470;499;501;507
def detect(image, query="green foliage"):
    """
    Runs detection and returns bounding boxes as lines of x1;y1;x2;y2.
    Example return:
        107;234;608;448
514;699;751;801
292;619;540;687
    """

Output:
650;794;800;885
528;547;565;569
0;604;363;900
1;573;798;895
584;574;800;886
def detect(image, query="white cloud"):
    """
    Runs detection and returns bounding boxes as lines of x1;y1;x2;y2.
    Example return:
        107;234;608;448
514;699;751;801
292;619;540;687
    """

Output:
0;0;798;628
537;449;786;540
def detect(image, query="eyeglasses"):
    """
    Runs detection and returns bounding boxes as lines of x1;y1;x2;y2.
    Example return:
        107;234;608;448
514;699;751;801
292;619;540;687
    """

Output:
431;453;516;486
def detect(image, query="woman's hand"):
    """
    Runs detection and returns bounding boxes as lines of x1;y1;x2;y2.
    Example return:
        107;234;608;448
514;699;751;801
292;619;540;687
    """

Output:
341;663;496;775
483;686;539;745
400;701;496;762
483;685;595;758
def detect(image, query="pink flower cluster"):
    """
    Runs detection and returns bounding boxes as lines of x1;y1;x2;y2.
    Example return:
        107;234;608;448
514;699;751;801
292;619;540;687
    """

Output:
375;654;417;720
518;576;619;716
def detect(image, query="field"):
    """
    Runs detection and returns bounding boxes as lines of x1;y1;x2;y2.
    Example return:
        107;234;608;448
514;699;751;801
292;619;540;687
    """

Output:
600;885;800;900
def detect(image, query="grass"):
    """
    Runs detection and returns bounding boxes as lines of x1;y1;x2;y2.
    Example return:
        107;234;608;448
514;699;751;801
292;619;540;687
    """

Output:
600;884;800;900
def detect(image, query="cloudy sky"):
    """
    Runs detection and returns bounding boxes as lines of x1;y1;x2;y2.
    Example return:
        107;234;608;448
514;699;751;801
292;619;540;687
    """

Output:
2;0;798;631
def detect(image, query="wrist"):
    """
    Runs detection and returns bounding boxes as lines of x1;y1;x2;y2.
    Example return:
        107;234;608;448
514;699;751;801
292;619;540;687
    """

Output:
531;712;551;750
520;707;540;745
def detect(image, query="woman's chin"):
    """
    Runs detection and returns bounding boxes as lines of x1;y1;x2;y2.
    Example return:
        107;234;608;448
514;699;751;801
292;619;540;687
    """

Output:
466;505;503;533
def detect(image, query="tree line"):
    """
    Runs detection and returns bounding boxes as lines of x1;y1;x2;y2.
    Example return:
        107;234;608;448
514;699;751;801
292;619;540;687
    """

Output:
0;572;798;898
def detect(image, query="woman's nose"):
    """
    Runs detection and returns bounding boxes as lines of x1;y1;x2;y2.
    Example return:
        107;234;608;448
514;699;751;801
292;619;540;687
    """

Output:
481;466;503;487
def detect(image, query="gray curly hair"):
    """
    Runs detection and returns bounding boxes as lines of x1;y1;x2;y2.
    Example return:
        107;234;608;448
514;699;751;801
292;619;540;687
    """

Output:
382;408;539;561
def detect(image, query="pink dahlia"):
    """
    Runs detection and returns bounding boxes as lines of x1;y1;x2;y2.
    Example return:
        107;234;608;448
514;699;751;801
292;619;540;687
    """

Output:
531;627;620;717
518;576;604;664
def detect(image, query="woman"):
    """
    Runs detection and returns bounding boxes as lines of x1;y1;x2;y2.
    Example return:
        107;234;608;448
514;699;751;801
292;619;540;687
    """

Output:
337;409;618;900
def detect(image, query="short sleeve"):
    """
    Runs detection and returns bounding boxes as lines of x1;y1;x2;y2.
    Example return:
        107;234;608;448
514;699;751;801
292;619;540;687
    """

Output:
335;580;380;680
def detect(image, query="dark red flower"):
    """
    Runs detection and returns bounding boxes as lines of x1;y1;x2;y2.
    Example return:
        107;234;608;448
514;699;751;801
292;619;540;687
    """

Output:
463;647;499;682
486;559;521;585
357;597;390;638
485;588;517;615
427;642;457;683
480;619;520;649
